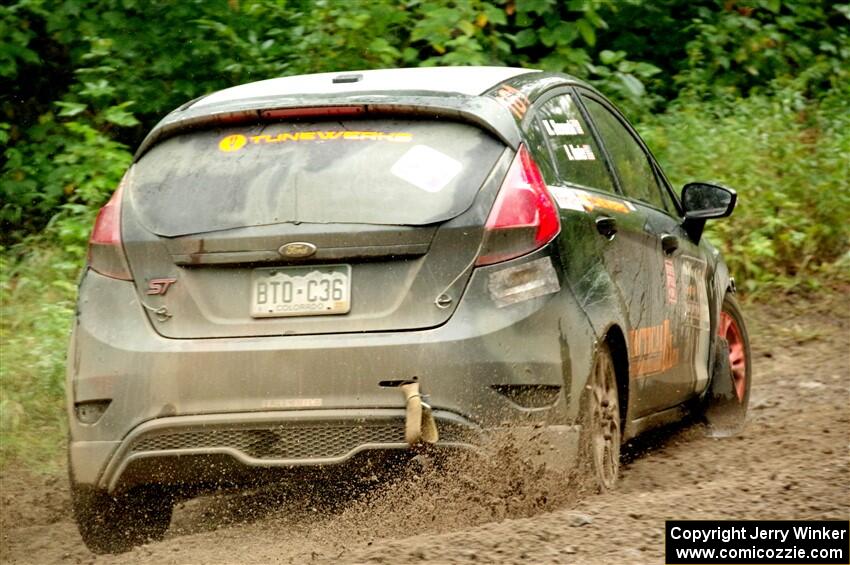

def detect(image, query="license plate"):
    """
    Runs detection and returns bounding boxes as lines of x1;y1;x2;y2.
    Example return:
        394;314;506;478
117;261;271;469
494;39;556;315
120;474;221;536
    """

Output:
251;265;351;318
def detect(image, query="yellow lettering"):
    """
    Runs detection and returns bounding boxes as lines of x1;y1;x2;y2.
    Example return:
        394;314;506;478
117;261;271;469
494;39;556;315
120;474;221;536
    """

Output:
225;130;414;149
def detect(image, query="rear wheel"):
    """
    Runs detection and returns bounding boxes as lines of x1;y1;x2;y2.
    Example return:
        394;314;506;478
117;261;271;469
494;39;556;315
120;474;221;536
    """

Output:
579;341;621;492
71;482;173;554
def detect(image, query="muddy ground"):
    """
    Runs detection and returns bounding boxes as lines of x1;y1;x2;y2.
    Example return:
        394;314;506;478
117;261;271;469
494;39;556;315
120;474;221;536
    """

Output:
2;295;848;564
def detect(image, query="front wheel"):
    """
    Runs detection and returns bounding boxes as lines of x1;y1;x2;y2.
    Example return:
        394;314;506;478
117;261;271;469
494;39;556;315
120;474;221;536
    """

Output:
71;482;173;554
703;293;751;436
578;340;621;492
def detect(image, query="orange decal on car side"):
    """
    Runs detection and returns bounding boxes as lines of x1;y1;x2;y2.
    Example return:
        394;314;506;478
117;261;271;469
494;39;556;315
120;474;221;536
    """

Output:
628;320;680;377
579;193;632;215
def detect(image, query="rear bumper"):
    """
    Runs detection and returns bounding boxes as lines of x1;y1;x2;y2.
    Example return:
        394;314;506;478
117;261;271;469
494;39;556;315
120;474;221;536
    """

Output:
67;254;596;490
72;409;580;493
86;408;475;492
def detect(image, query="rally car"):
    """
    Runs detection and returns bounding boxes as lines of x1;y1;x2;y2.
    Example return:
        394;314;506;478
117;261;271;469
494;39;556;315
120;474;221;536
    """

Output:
67;66;751;553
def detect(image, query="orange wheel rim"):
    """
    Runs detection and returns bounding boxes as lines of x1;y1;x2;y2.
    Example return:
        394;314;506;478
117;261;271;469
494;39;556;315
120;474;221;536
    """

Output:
718;311;746;402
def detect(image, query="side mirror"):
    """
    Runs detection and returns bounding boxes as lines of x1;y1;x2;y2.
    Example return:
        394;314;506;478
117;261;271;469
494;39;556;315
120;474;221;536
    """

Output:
680;182;737;242
681;182;737;219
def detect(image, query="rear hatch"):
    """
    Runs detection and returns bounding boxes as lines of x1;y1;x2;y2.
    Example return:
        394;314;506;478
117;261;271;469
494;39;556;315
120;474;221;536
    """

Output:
121;117;508;338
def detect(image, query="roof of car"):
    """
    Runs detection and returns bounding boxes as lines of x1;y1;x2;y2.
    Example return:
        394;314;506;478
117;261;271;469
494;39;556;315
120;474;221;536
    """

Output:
191;66;540;108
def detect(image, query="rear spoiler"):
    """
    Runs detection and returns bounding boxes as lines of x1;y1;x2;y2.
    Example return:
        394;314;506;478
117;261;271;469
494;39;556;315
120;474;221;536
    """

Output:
134;94;522;161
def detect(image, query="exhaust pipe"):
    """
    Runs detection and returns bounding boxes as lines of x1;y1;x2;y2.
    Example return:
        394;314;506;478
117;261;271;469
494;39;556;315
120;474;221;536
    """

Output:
393;381;439;445
379;379;439;445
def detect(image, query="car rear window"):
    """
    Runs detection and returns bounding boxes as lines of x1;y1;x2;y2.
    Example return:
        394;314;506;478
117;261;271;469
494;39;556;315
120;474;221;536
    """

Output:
130;119;504;236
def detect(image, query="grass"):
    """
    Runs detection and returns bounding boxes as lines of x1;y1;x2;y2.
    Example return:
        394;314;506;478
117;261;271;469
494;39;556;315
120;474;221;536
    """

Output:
0;243;80;471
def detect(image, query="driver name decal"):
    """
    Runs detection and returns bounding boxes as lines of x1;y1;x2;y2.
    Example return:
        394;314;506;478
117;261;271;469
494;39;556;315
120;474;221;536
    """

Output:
564;143;596;160
542;119;584;136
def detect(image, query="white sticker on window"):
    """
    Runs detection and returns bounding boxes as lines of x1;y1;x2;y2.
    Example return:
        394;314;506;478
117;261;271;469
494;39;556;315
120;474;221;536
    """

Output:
564;144;596;161
390;145;463;193
542;119;584;136
548;186;586;211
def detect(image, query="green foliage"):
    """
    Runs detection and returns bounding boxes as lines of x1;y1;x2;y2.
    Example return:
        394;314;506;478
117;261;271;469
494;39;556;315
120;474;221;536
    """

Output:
640;88;850;294
596;0;850;102
0;2;40;79
411;0;508;65
679;0;850;99
1;117;131;244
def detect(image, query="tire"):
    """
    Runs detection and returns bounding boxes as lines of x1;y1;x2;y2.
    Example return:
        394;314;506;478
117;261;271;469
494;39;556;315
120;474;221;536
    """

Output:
578;340;621;492
703;293;751;435
720;293;751;409
71;482;174;554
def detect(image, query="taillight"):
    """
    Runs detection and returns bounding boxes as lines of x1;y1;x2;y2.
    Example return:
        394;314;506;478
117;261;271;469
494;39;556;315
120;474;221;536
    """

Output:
87;174;132;280
476;145;561;266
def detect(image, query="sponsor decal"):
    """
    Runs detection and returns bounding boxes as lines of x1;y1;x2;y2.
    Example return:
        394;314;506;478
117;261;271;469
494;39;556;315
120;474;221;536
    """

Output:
680;256;710;332
629;320;680;377
548;186;586;212
261;398;323;409
564;143;596;161
390;144;463;193
665;258;677;305
542;119;584;136
577;192;633;215
547;186;637;216
218;131;413;152
491;84;530;119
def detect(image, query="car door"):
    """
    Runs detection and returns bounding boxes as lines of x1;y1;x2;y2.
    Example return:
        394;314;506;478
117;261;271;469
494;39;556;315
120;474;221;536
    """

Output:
523;89;676;418
578;92;711;414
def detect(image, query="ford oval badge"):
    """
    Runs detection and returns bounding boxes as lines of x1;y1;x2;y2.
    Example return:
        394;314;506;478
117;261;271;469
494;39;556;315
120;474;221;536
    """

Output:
279;242;317;259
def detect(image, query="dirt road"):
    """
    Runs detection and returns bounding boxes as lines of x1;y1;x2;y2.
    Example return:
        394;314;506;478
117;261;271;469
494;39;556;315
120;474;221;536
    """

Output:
2;295;848;564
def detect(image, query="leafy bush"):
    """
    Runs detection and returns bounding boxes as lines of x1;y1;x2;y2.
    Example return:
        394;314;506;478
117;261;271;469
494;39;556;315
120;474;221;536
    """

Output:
640;87;850;293
678;0;850;99
2;117;132;246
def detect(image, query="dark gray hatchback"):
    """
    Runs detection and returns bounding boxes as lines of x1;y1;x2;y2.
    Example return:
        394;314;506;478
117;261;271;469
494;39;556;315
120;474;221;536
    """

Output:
67;66;751;553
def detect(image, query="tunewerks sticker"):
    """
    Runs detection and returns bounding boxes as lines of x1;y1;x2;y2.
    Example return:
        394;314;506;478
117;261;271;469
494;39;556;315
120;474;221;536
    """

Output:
218;131;413;152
